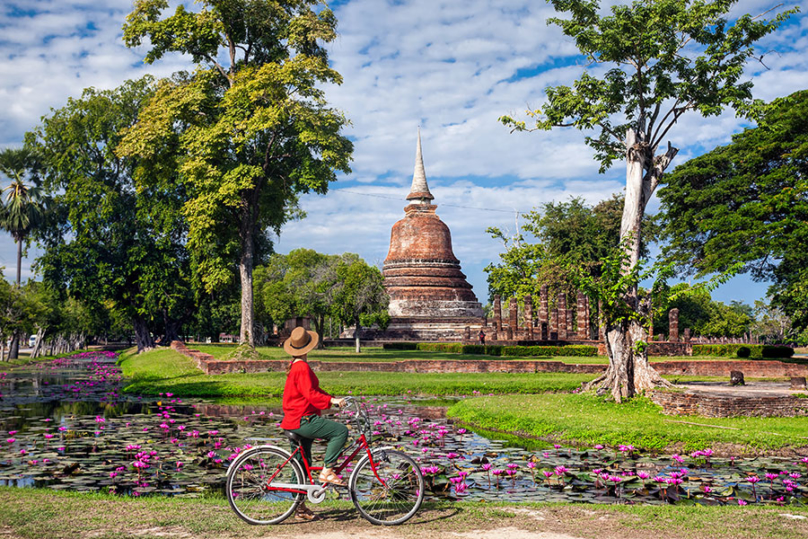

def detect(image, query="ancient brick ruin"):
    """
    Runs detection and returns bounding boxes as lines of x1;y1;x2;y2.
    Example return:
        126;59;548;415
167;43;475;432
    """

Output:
358;131;483;340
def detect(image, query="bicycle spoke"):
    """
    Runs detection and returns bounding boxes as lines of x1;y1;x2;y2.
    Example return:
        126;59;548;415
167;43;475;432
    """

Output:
227;447;303;525
350;450;424;525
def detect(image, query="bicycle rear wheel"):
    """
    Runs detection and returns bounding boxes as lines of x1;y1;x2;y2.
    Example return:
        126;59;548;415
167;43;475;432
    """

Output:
226;446;304;525
349;449;424;525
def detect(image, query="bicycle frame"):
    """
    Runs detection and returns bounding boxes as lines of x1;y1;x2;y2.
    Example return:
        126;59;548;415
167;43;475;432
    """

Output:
262;402;387;498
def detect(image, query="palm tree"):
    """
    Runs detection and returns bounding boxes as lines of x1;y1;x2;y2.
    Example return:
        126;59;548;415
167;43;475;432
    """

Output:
0;148;45;358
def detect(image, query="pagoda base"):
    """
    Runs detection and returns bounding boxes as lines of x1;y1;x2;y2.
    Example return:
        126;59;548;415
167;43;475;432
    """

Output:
346;317;486;342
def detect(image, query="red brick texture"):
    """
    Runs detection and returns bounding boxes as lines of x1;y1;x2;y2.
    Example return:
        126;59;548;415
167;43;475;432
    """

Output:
650;391;808;418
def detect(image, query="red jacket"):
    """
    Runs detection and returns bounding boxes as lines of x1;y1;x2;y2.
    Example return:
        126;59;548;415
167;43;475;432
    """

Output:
280;360;333;430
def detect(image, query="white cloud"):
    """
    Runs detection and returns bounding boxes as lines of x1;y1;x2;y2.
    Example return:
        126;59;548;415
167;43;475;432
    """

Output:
0;0;805;304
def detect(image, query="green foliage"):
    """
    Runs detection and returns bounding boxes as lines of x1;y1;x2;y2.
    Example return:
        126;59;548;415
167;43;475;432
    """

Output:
485;194;655;306
501;345;598;357
762;345;795;359
254;250;360;343
331;258;389;340
502;0;794;172
659;90;808;330
382;342;418;351
118;0;354;344
653;283;753;338
691;344;794;359
28;77;191;348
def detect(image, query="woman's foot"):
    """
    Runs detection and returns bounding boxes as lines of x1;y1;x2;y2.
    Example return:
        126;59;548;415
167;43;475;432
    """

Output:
318;468;346;487
295;503;317;521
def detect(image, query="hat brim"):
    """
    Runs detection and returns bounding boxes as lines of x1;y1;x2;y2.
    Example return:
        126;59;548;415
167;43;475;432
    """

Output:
283;329;319;356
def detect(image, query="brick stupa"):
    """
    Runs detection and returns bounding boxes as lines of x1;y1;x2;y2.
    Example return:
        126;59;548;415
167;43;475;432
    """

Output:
368;132;482;340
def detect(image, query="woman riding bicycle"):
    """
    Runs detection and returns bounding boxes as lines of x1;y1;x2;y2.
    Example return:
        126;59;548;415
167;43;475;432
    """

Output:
280;327;348;521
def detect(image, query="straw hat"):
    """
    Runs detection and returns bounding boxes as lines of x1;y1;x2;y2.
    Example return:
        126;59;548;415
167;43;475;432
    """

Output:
283;326;319;356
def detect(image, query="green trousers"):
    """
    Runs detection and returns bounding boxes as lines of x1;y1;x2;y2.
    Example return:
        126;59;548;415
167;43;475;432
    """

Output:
287;415;349;468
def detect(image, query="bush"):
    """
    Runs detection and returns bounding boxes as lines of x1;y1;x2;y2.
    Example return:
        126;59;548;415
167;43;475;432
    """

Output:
416;343;464;353
762;345;795;358
692;344;794;359
382;342;418;350
501;345;598;357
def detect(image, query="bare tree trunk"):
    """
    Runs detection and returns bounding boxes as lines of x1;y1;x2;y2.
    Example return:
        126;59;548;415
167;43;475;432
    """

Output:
354;316;362;354
588;127;676;401
312;314;325;349
162;316;181;345
239;227;255;348
133;316;154;353
31;327;45;358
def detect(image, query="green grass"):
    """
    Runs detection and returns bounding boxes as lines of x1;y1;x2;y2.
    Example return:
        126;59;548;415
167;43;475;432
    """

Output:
1;487;807;539
118;348;596;398
185;344;773;365
448;392;808;453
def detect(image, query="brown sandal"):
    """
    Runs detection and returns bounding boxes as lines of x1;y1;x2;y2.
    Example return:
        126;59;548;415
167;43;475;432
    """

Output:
318;470;346;487
295;505;317;521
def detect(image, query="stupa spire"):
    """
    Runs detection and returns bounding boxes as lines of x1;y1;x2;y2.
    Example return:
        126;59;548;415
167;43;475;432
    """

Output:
406;128;434;203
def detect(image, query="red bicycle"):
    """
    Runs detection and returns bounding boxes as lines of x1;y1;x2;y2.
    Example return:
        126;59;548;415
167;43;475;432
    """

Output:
226;397;425;525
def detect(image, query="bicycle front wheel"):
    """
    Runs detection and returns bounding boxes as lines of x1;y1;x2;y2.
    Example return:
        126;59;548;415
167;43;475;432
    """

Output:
349;449;424;525
226;446;304;525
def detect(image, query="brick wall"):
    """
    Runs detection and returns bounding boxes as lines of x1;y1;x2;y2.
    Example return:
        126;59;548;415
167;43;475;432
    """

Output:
171;340;808;379
650;391;808;418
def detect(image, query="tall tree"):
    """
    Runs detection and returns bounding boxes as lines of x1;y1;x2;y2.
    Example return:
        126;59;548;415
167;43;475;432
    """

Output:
0;147;46;358
332;259;389;353
500;0;793;401
29;77;192;353
658;89;808;330
118;0;353;347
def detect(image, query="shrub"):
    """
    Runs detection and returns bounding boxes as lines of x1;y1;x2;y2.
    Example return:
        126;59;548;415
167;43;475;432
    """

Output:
762;345;795;358
501;345;597;357
382;342;418;350
692;344;794;359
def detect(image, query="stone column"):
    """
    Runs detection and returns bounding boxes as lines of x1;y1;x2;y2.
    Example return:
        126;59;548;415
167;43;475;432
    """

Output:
648;296;654;341
494;295;502;333
577;292;588;340
524;295;534;340
539;285;549;341
683;328;691;343
584;296;591;339
558;293;567;339
669;308;679;342
551;308;559;340
509;297;518;339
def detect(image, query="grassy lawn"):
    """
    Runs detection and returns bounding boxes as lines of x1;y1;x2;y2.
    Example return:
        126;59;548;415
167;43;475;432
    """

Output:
187;344;780;365
1;487;807;539
448;392;808;454
118;348;596;398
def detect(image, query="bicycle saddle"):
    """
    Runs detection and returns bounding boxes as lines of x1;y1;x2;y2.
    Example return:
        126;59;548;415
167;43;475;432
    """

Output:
284;431;304;444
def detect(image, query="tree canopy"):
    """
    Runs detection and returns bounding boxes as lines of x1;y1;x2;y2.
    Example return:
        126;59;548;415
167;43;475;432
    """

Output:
500;0;794;401
28;77;192;352
118;0;354;346
658;89;808;330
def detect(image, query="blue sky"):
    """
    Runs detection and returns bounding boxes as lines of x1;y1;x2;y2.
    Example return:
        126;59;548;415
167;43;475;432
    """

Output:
1;0;807;308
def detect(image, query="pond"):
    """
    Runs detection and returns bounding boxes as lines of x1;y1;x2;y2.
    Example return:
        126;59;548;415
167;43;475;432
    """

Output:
1;352;806;506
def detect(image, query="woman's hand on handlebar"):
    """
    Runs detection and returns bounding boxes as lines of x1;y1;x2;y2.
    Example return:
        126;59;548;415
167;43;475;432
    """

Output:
331;397;347;408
